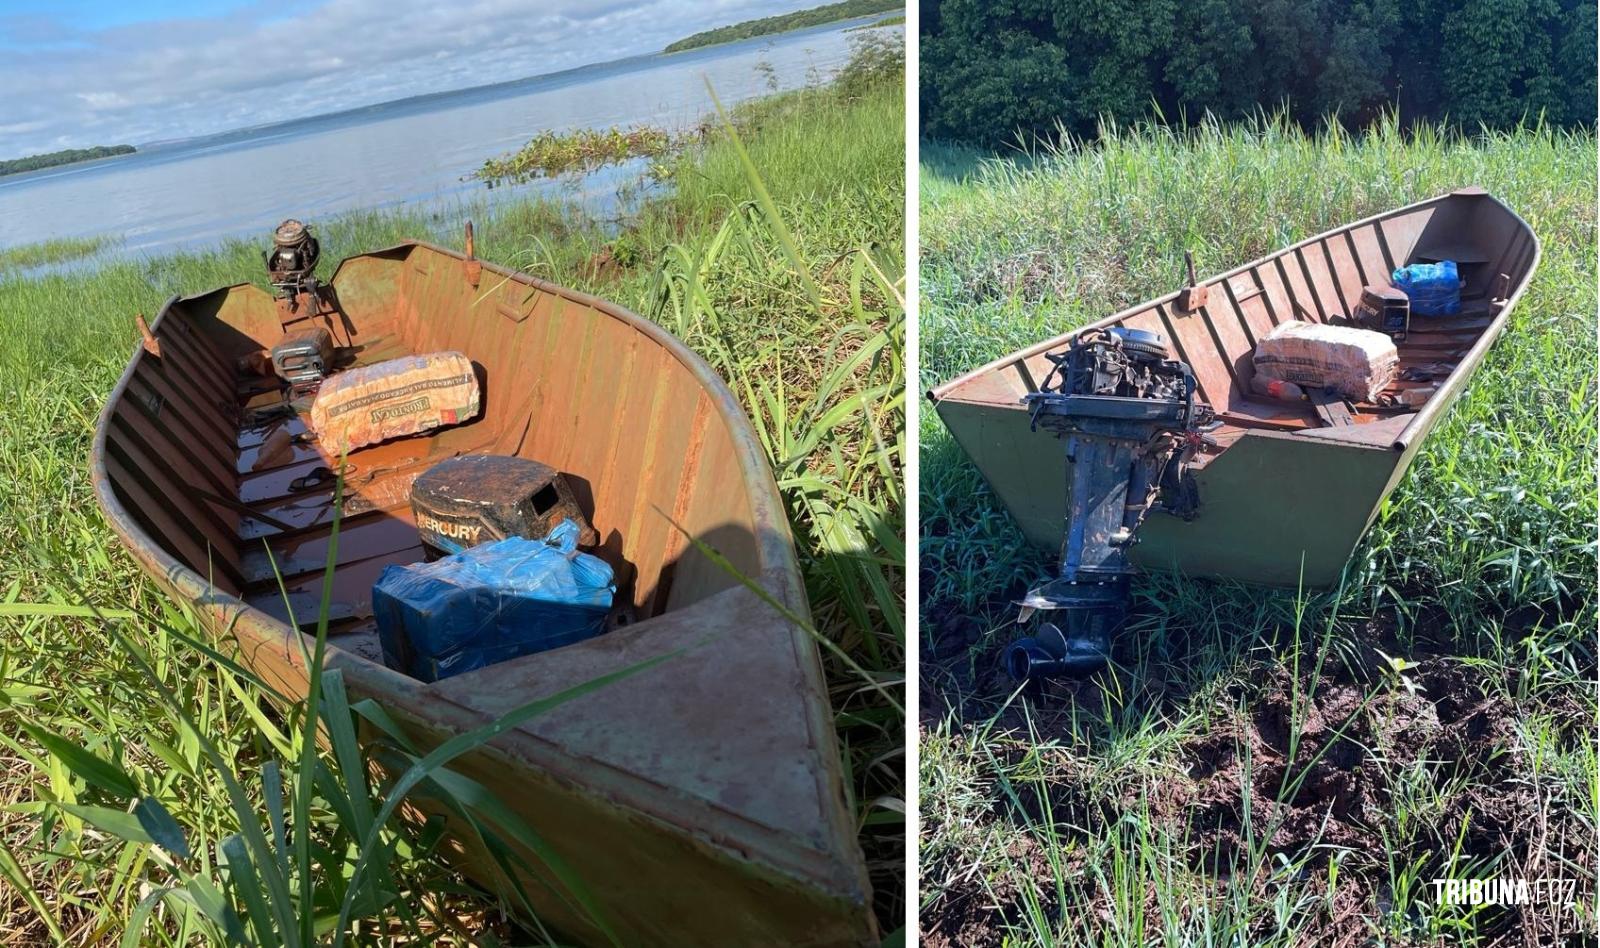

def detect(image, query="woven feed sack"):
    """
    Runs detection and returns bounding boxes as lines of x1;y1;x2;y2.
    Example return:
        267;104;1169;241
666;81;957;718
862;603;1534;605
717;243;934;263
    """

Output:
311;351;480;454
1251;321;1398;403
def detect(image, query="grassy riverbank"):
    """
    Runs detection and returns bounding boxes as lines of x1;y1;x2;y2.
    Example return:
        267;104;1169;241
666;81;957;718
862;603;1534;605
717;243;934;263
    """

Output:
919;117;1596;945
0;62;904;943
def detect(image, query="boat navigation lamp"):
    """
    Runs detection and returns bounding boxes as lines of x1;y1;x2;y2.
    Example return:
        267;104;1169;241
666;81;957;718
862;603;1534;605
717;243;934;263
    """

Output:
265;218;321;302
1005;326;1215;680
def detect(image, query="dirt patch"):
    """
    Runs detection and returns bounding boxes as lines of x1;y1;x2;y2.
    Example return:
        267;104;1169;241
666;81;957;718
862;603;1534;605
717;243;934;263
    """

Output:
920;603;1597;945
921;833;1061;948
1160;666;1444;871
1171;657;1591;944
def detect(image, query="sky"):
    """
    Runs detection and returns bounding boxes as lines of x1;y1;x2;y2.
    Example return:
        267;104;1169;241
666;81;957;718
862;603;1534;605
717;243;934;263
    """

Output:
0;0;810;158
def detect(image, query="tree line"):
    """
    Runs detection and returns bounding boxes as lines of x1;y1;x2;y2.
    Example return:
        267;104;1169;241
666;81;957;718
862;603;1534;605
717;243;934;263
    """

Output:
920;0;1596;148
0;144;136;178
665;0;902;53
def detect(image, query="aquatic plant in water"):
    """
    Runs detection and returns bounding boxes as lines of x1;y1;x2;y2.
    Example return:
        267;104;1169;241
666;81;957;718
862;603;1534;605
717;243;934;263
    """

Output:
474;125;678;186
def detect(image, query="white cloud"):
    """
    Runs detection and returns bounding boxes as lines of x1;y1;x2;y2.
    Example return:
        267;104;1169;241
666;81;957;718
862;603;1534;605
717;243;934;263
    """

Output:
76;91;132;110
0;0;805;156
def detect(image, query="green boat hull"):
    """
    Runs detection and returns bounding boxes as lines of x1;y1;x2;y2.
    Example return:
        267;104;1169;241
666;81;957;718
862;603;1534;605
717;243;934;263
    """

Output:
931;189;1539;589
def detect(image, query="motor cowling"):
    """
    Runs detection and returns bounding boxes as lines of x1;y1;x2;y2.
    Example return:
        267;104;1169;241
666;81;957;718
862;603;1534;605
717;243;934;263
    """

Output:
266;218;320;298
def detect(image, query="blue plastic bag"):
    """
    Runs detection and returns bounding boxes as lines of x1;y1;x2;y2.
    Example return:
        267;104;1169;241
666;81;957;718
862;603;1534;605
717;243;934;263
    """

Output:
373;519;614;682
1392;260;1461;316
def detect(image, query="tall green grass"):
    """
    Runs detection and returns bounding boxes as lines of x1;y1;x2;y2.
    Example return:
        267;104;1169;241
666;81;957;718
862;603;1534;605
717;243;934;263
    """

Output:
919;116;1596;945
0;65;904;942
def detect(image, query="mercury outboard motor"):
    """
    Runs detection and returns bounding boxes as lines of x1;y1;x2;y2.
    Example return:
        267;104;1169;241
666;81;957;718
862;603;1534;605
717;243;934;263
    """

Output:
1005;326;1213;680
265;218;321;305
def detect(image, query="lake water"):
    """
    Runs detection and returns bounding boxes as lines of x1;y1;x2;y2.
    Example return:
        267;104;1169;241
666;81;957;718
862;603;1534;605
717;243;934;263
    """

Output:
0;17;893;258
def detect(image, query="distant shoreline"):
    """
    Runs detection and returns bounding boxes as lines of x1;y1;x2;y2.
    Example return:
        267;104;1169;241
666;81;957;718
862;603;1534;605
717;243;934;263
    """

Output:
0;145;136;178
663;0;899;54
846;14;903;31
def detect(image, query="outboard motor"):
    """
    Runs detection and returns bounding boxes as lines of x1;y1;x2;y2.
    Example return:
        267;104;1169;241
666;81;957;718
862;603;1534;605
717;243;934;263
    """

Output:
265;218;321;305
1005;327;1213;680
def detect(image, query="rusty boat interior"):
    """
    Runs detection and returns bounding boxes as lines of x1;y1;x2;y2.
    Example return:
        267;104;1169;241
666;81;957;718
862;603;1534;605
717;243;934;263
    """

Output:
930;188;1539;587
92;234;876;945
110;260;759;654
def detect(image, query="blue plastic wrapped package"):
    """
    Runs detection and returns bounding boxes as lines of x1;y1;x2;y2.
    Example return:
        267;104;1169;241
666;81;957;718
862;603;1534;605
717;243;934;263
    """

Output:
1392;260;1461;316
373;519;614;682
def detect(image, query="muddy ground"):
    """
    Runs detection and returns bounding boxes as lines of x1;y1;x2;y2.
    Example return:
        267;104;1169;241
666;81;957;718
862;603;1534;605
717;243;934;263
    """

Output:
919;607;1597;947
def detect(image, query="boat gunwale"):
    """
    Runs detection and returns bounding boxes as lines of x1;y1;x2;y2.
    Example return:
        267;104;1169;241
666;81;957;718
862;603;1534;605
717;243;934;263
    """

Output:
926;188;1540;453
89;240;872;915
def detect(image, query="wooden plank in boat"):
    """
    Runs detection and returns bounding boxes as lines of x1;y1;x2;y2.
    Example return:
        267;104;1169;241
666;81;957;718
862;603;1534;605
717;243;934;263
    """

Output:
1396;342;1471;359
161;308;236;368
1219;398;1319;431
435;269;474;356
1192;301;1255;401
514;293;572;462
155;319;236;398
402;263;443;354
1250;260;1293;327
668;424;755;609
606;338;673;600
484;312;535;430
1272;254;1322;323
1410;241;1492;263
1325;234;1368;311
1399;326;1475;345
625;370;705;614
534;296;600;472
